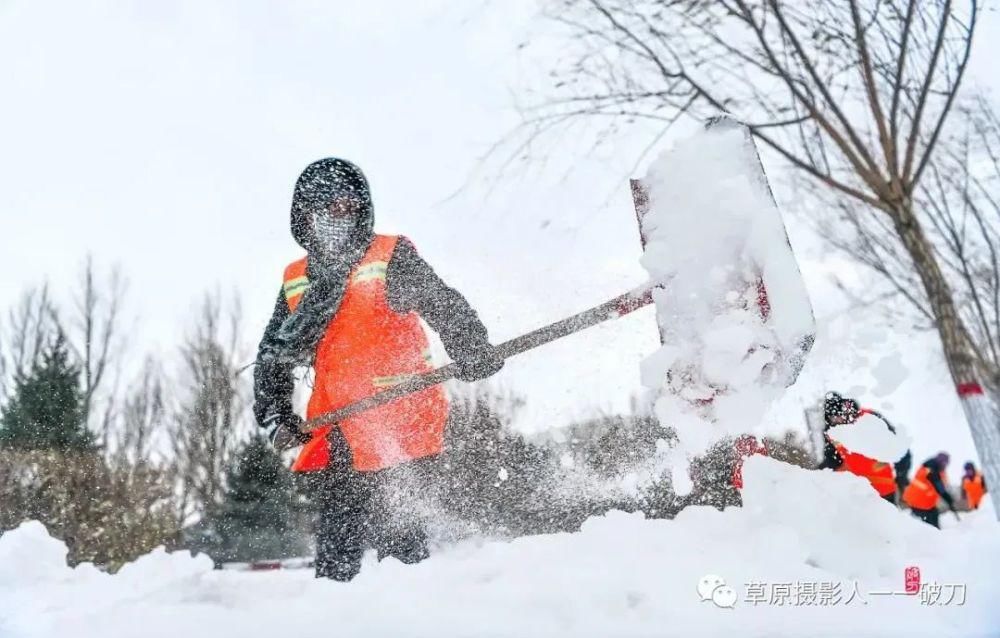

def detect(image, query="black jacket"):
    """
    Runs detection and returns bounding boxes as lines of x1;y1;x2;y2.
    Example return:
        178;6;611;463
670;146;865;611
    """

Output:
253;236;492;426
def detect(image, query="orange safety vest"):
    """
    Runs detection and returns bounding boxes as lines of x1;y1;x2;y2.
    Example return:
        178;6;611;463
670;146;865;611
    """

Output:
833;443;897;497
284;234;448;473
963;472;985;510
903;466;947;510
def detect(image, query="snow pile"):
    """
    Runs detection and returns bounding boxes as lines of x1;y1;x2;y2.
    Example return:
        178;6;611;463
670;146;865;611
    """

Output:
2;457;998;638
638;121;814;488
827;413;912;463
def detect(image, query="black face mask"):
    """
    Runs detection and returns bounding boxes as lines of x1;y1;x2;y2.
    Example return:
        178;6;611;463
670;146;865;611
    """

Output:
290;158;374;251
311;209;357;251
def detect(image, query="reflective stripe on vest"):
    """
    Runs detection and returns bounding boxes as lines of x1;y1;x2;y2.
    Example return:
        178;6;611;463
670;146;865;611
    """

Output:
963;473;985;509
834;443;897;497
282;261;390;309
283;235;449;473
283;275;309;304
353;262;388;283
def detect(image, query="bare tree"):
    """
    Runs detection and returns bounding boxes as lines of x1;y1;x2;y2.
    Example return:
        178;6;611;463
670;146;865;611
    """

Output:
169;294;250;526
69;256;126;438
112;357;166;467
827;96;1000;384
102;358;180;564
529;0;1000;515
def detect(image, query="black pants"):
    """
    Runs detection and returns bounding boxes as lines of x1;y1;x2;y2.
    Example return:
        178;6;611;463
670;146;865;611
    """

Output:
312;438;433;581
910;507;940;529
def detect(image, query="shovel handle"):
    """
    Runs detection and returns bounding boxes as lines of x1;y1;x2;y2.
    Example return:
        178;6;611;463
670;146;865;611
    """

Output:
300;286;654;433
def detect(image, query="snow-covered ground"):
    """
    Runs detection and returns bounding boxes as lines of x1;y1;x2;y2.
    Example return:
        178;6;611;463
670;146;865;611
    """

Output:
2;457;997;638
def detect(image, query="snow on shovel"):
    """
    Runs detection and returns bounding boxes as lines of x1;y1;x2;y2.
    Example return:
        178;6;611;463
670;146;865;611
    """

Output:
632;116;815;494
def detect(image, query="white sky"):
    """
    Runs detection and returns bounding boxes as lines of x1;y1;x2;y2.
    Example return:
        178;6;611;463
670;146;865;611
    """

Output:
1;0;997;467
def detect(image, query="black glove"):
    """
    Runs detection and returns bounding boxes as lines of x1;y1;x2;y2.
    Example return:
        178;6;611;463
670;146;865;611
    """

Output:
261;412;310;451
456;344;504;382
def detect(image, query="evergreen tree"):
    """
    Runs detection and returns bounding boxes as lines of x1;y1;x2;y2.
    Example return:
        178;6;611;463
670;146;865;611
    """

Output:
195;435;309;564
0;332;95;451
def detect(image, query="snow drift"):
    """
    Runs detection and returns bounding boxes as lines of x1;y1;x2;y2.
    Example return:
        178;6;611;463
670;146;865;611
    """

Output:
2;457;997;638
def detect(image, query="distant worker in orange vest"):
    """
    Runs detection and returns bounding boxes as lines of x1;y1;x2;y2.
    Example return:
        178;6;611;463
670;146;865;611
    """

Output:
817;392;906;503
961;461;987;510
253;158;503;580
902;452;957;528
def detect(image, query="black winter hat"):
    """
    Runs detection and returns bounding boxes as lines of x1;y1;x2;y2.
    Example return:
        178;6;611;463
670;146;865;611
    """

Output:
824;391;859;422
290;158;374;249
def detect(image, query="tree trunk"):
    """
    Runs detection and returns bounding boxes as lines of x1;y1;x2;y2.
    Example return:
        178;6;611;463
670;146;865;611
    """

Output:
894;203;1000;519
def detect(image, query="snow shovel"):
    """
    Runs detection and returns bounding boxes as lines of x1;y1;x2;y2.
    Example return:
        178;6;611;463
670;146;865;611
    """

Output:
628;116;816;488
300;286;654;434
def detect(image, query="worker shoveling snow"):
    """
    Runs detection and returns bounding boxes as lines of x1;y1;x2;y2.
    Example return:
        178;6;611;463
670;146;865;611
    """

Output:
5;121;998;638
2;457;998;638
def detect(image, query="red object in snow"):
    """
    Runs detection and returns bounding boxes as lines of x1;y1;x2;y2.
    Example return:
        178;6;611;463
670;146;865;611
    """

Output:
731;435;769;489
248;561;283;571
